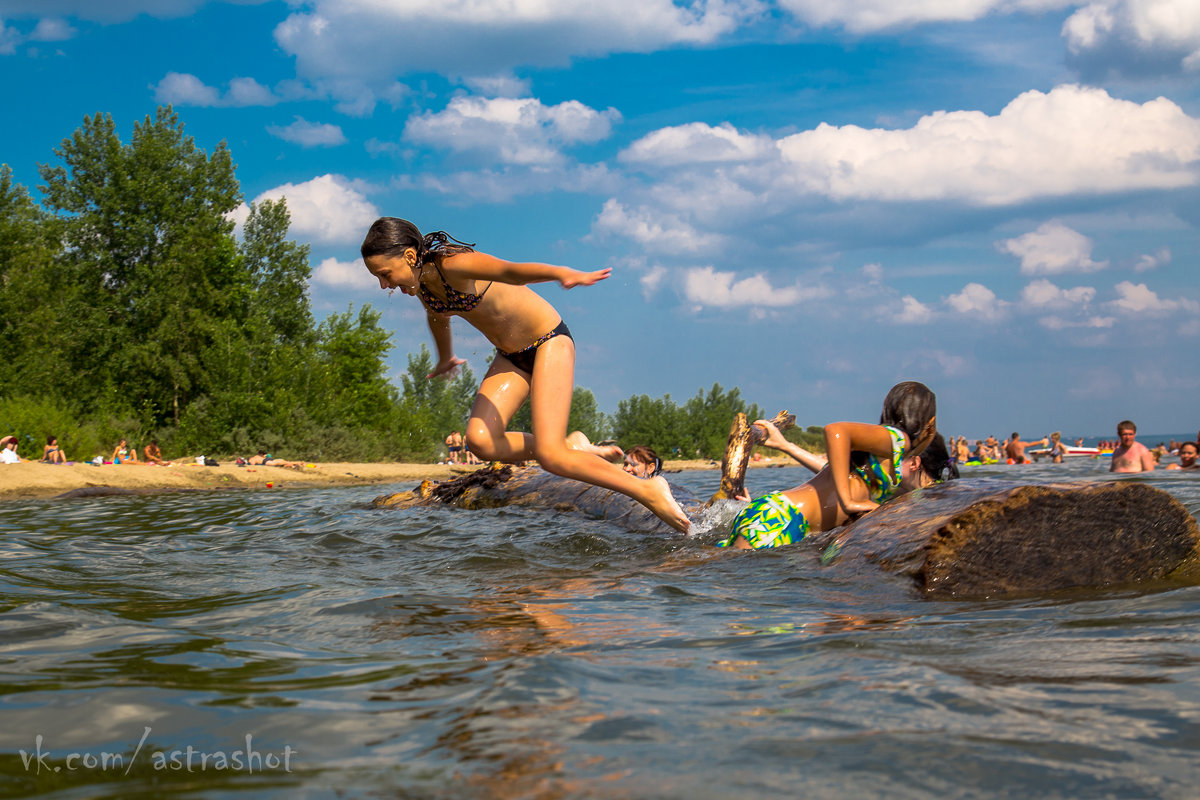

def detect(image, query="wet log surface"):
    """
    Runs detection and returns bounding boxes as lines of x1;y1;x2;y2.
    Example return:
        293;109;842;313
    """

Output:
373;464;693;535
809;479;1200;598
374;469;1200;598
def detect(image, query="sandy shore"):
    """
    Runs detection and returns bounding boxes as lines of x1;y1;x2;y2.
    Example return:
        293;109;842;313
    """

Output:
0;458;779;501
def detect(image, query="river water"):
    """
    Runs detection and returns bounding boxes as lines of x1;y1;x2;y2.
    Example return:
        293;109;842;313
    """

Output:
1;457;1199;798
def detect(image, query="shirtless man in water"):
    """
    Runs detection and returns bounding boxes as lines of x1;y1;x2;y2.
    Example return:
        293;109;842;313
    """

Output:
1110;420;1156;473
1005;432;1047;464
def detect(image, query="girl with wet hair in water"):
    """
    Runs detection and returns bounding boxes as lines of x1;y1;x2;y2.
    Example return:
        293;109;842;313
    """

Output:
361;217;690;532
719;381;951;550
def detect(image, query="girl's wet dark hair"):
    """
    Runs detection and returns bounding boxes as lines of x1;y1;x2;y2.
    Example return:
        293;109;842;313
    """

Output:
879;380;936;444
917;433;959;482
360;217;475;266
851;380;938;472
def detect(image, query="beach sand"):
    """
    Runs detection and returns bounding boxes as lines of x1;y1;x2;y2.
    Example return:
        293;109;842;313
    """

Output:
0;458;772;501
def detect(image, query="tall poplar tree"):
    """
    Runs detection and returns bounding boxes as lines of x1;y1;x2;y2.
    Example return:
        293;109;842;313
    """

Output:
37;106;242;424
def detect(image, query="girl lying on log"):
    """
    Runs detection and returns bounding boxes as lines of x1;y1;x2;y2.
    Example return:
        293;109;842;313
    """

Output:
718;381;956;549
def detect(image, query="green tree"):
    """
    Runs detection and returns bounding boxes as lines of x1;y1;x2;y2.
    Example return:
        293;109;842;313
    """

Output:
508;386;609;441
314;304;397;429
239;198;313;346
611;393;687;455
682;383;762;459
0;165;72;396
37;106;243;425
396;345;477;457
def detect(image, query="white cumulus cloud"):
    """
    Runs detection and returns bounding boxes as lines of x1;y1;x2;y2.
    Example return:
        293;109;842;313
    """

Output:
681;266;827;308
311;256;378;291
621;122;777;166
153;72;280;107
1021;278;1097;308
1064;0;1200;74
1038;314;1116;329
591;199;723;254
894;295;934;324
597;85;1200;256
266;117;346;148
240;174;379;245
999;221;1108;274
1107;280;1200;316
29;17;76;41
0;19;22;54
274;0;758;110
946;283;1008;321
405;95;619;165
1134;246;1171;272
775;85;1200;206
777;0;1073;33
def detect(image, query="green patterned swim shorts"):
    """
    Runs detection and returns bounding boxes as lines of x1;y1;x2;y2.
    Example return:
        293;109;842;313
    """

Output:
718;491;810;549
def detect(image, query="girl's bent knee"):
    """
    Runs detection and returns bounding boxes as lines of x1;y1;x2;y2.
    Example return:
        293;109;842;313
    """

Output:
465;432;498;462
532;445;572;476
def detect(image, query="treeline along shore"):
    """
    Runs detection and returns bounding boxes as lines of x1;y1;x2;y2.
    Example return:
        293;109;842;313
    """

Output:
0;106;819;469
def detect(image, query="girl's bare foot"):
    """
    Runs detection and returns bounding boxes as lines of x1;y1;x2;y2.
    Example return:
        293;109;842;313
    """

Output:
569;437;624;463
645;475;691;533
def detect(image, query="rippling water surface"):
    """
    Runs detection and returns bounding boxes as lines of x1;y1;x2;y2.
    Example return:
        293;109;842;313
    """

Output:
2;459;1200;798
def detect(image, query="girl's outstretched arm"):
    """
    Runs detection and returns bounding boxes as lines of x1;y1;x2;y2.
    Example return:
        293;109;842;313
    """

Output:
824;421;909;516
752;420;827;474
426;310;465;378
442;251;610;289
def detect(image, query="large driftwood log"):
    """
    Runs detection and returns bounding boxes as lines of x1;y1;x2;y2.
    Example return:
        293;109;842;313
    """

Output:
373;409;795;532
373;463;691;534
809;479;1200;598
372;440;1200;597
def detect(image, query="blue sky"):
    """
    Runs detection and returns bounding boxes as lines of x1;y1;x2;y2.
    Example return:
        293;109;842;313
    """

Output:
2;0;1198;440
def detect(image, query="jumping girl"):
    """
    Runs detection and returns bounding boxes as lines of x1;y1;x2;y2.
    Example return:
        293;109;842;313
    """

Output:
719;381;950;549
361;217;689;532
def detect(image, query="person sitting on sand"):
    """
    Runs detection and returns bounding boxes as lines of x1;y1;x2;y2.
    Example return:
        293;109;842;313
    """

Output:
1;435;22;463
718;381;950;550
1166;441;1198;471
43;435;67;464
143;440;168;465
112;439;138;464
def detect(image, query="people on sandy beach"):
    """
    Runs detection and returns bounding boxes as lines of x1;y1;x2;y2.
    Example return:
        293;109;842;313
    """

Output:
112;439;138;464
246;451;308;469
1111;420;1156;473
43;435;67;464
1;435;22;463
444;431;462;464
361;217;689;532
718;381;949;550
143;440;168;465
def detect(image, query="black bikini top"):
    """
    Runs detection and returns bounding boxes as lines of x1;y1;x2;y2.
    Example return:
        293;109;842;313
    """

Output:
419;261;491;313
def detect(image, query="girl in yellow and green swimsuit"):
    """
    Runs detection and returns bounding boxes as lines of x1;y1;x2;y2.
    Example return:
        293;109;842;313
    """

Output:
719;381;954;550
